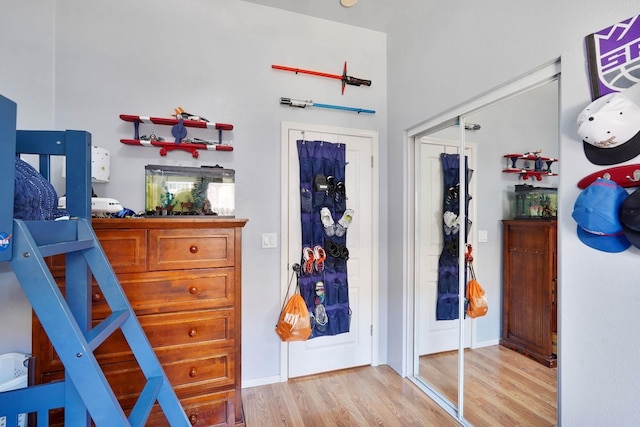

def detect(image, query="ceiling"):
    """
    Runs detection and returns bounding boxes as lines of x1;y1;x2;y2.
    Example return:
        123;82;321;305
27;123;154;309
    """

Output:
239;0;403;33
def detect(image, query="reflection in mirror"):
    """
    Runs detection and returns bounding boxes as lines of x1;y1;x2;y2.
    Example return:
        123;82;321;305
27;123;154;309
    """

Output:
415;123;474;413
413;78;559;426
461;81;559;426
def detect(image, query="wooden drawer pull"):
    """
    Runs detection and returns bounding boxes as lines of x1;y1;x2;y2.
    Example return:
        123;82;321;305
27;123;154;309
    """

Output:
92;293;102;302
188;328;197;337
189;245;198;254
189;413;198;425
189;367;197;377
189;286;198;295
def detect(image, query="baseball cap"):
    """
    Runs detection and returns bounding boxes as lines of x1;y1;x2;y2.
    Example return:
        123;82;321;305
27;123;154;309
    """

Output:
620;187;640;248
577;83;640;165
572;178;631;252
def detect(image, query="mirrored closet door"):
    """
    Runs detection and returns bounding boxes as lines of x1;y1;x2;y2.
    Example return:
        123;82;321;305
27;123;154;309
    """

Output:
408;62;560;426
414;125;474;415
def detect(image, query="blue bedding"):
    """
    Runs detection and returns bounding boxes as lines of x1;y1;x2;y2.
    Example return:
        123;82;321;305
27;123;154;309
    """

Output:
14;157;69;221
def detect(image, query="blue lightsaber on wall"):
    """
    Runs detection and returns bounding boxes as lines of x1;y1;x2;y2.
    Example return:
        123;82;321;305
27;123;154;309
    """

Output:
280;97;375;114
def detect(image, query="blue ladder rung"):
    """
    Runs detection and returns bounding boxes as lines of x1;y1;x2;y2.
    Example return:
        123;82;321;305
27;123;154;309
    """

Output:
20;219;97;256
37;238;95;257
86;309;130;351
128;376;163;427
23;220;78;244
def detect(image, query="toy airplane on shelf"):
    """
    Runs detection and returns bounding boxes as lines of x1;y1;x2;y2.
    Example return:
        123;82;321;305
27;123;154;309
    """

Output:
173;106;209;122
502;151;558;181
58;196;123;216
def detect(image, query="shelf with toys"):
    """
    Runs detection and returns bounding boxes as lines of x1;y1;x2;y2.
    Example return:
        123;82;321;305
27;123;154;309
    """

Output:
120;108;234;158
503;151;558;181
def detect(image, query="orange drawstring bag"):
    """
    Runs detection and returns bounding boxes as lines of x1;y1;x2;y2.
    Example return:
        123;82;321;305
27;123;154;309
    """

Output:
276;264;312;341
466;263;488;318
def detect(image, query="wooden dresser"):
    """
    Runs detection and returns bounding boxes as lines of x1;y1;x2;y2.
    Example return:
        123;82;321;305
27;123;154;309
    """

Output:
501;220;557;368
34;217;248;426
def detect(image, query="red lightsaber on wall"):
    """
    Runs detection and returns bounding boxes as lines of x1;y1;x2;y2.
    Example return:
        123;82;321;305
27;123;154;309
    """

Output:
272;61;372;94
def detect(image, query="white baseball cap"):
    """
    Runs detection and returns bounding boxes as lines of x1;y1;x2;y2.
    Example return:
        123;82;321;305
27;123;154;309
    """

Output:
577;83;640;165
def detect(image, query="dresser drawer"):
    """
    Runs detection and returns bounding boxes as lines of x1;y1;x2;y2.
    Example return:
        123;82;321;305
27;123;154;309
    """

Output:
149;228;235;271
89;268;236;318
96;228;148;273
140;309;235;349
50;267;236;322
161;347;235;392
44;227;147;276
95;309;235;364
43;348;235;396
39;380;237;427
36;309;235;371
148;390;236;427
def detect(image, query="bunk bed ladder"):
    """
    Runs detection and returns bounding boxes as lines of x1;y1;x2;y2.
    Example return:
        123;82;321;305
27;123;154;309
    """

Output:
9;219;188;426
0;94;189;426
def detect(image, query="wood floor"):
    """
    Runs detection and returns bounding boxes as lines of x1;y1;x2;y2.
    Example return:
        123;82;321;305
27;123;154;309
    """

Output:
242;364;459;427
420;345;557;426
242;345;557;427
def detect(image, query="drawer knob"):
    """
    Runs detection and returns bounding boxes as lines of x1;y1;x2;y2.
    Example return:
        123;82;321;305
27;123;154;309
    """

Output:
92;293;102;302
190;245;198;254
189;367;197;377
189;413;198;425
189;286;198;295
189;328;197;337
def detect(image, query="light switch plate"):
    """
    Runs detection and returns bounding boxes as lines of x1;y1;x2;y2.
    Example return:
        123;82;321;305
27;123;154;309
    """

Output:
478;230;488;243
262;233;278;248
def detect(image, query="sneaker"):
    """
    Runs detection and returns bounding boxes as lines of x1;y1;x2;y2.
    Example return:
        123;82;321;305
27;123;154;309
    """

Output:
315;304;328;331
314;175;328;192
320;207;336;237
302;247;315;275
443;211;460;235
313;246;326;272
335;209;354;237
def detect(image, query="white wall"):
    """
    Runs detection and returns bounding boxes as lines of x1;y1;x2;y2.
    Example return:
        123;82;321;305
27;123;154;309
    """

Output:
0;0;388;384
386;0;640;424
0;0;56;355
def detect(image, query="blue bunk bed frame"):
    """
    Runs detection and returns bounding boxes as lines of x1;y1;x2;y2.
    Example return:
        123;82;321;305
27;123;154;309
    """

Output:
0;94;189;426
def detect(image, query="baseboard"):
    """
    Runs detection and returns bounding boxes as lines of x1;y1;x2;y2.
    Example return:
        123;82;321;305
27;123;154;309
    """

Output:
471;338;500;349
242;374;282;389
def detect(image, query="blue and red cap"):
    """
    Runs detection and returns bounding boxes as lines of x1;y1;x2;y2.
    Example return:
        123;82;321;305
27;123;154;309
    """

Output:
572;178;631;252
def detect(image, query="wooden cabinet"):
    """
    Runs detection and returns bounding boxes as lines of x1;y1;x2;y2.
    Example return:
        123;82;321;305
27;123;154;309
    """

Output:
501;220;557;368
35;218;247;426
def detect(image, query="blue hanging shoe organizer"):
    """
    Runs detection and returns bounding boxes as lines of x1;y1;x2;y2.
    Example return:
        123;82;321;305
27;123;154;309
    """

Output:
297;140;350;338
437;153;473;321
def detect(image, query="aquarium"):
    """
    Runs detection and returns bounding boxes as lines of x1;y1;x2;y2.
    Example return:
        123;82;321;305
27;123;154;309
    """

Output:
513;184;557;219
145;164;235;217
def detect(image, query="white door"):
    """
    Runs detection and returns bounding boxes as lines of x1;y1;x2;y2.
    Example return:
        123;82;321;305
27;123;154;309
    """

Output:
417;137;475;355
281;121;377;378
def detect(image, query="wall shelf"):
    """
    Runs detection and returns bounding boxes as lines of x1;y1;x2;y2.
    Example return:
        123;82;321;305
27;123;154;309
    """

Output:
120;114;233;158
503;153;557;181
